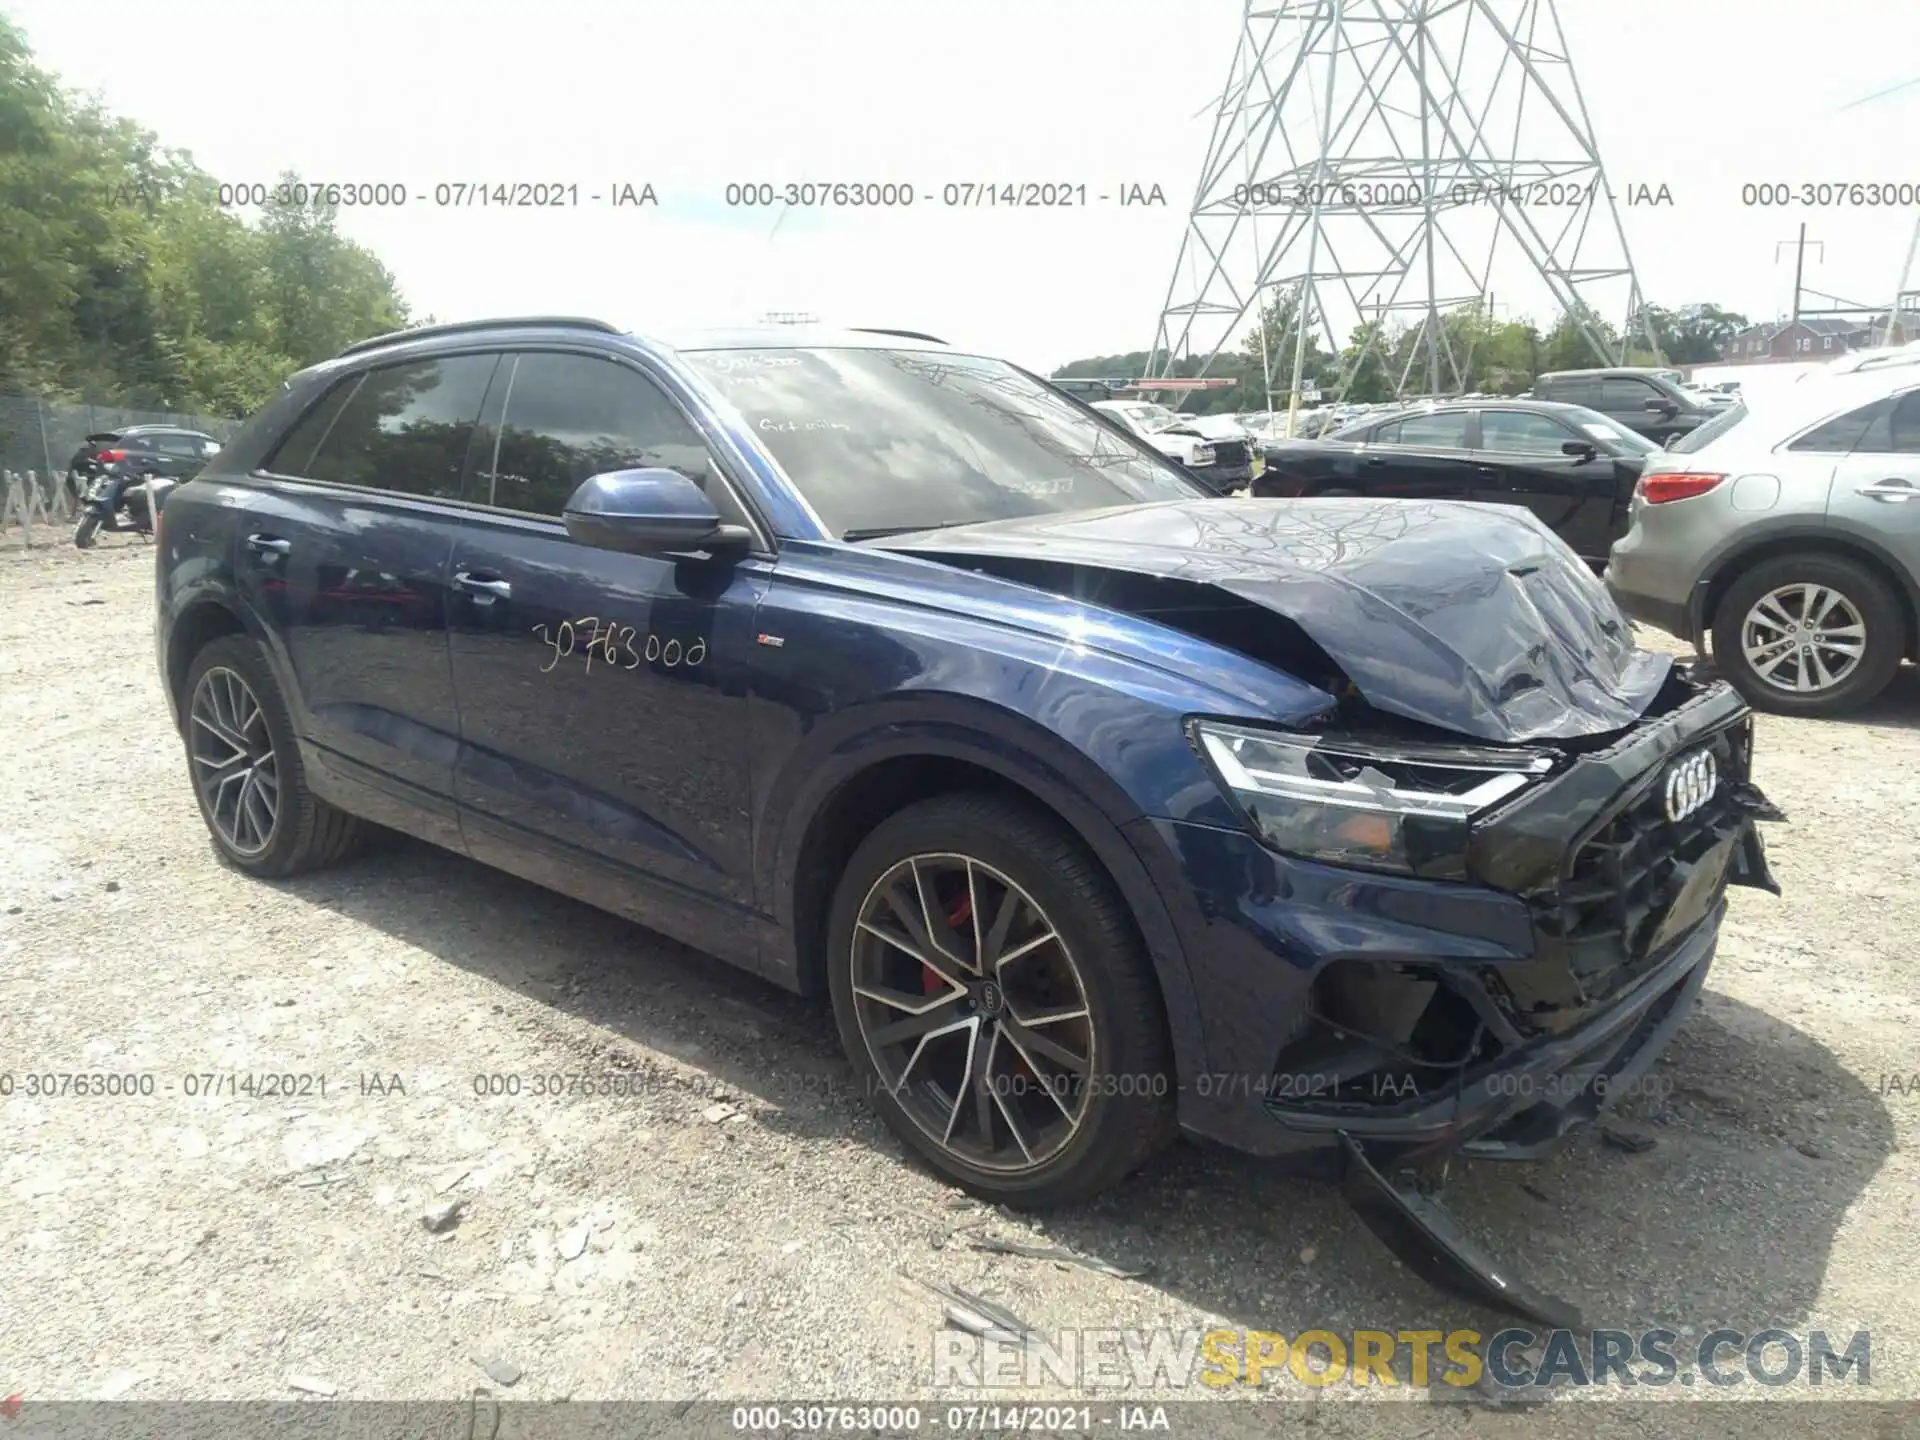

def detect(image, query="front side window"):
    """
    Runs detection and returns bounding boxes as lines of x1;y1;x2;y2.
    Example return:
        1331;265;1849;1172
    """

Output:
1853;390;1920;454
482;351;729;519
275;355;498;498
1602;376;1659;408
1478;410;1576;454
681;347;1201;538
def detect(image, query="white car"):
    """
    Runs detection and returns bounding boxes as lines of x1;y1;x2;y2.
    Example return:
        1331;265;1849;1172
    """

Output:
1091;401;1218;471
1805;338;1920;379
1686;386;1738;408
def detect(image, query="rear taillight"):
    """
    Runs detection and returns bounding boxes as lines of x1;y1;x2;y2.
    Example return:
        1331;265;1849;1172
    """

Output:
1637;471;1726;504
96;448;127;463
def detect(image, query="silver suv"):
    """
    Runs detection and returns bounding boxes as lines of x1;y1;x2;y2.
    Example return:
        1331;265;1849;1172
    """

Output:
1606;369;1920;717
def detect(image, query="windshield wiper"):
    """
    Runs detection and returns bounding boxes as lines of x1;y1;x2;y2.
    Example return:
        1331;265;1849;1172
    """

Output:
841;520;979;541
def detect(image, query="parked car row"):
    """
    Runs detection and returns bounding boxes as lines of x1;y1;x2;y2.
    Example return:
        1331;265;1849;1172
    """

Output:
1249;363;1920;716
152;317;1783;1325
1254;398;1655;564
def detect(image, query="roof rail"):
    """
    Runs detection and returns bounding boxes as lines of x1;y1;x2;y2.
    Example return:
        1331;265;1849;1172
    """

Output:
849;328;947;344
338;316;623;357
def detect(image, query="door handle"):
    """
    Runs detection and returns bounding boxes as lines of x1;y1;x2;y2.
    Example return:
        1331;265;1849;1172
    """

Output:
453;570;512;600
246;534;291;555
1364;456;1387;466
1858;479;1918;502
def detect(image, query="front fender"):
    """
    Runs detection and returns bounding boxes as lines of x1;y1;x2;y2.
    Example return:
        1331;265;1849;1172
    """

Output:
760;700;1211;1095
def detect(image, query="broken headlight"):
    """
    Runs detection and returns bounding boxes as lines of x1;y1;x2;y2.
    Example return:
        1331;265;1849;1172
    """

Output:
1192;722;1555;878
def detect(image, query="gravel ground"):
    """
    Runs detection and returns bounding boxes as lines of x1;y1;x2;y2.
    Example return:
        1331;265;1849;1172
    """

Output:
3;537;1918;1421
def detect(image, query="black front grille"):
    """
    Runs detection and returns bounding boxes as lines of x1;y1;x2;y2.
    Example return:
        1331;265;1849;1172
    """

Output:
1208;440;1249;469
1525;722;1751;1006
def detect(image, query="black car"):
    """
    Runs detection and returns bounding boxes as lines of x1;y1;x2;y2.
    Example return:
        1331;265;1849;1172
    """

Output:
1252;398;1660;564
1531;368;1715;445
65;426;223;500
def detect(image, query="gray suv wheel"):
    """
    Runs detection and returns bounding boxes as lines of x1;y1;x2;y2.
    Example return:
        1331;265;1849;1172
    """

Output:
1713;554;1905;716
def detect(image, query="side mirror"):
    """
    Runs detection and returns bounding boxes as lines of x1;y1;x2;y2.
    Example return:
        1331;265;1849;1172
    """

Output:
1560;439;1598;459
561;469;752;557
1643;397;1676;414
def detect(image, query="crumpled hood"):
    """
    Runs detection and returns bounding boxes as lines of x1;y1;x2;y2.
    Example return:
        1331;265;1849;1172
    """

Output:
877;497;1671;743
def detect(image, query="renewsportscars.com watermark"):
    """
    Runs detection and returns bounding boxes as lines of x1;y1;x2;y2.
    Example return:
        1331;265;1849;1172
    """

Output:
933;1326;1872;1390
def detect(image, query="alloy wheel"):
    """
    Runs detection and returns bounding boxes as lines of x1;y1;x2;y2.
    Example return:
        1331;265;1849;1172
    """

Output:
1739;584;1867;694
189;666;281;856
849;853;1095;1174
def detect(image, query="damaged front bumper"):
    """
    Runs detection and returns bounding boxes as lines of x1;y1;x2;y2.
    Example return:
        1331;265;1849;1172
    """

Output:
1129;670;1783;1324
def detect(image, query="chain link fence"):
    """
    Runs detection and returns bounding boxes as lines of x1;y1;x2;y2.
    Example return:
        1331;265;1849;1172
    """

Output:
1;393;242;478
1;393;244;548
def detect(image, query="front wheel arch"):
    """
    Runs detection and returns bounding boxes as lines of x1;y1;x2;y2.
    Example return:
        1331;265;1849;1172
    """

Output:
824;790;1178;1205
779;747;1208;1096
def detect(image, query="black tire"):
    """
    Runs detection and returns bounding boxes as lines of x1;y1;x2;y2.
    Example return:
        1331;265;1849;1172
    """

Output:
182;635;364;876
1318;488;1360;497
73;514;100;549
1712;553;1905;716
826;792;1176;1208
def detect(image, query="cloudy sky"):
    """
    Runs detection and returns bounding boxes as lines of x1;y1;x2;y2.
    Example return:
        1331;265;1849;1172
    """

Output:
14;0;1919;372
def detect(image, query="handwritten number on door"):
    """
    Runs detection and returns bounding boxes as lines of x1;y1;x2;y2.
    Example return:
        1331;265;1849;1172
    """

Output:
531;617;705;674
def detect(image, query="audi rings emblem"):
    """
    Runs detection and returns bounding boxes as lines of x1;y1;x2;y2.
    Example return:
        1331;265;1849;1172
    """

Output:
1663;749;1718;823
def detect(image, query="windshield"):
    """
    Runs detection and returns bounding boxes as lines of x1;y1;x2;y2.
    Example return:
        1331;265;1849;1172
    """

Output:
682;347;1204;537
1562;406;1659;455
1122;403;1178;432
1667;400;1749;454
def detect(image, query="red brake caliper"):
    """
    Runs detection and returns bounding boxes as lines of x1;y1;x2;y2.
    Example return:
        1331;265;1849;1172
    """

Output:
926;893;973;993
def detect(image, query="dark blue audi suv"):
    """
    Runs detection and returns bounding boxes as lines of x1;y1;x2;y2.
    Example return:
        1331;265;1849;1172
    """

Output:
155;318;1780;1322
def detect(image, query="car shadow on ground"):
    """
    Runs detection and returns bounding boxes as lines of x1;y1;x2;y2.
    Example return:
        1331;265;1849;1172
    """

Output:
1816;662;1920;732
1684;653;1920;734
278;831;1895;1394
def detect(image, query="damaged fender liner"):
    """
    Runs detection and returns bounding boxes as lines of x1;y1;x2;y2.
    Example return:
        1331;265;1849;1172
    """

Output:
879;497;1668;743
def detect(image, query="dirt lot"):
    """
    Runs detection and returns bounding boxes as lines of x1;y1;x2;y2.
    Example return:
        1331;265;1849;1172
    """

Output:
3;537;1918;1422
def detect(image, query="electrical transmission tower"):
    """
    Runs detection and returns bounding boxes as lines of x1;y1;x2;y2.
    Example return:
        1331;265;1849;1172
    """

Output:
1151;0;1657;423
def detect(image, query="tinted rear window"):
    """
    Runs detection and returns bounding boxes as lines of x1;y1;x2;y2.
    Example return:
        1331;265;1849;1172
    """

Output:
270;355;498;498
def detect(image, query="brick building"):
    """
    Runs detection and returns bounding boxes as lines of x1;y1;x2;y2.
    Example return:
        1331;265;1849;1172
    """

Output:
1719;311;1920;365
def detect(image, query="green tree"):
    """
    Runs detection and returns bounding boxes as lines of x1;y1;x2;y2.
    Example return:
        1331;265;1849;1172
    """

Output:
1630;302;1750;365
0;14;411;415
